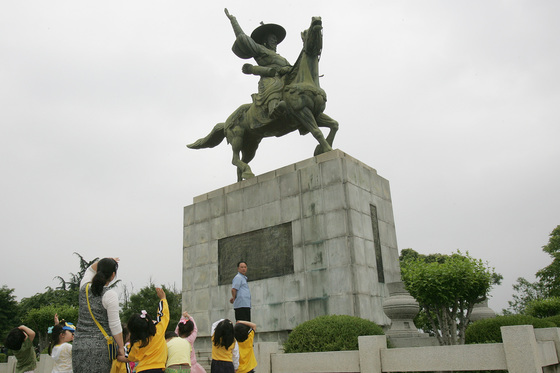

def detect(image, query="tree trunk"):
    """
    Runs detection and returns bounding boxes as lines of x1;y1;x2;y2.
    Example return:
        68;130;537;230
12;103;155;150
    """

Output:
424;305;444;345
440;308;452;345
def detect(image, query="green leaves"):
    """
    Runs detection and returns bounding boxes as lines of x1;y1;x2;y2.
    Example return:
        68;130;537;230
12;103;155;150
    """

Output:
119;283;182;331
0;286;19;340
20;304;78;351
400;249;499;345
19;288;79;311
401;251;495;309
465;315;555;344
283;315;384;353
507;225;560;313
525;297;560;318
535;225;560;297
53;252;99;291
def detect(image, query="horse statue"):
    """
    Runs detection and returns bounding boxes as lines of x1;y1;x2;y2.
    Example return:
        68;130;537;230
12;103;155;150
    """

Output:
187;15;338;182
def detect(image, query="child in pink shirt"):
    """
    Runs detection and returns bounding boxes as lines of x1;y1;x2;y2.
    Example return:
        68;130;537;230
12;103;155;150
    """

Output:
175;311;206;373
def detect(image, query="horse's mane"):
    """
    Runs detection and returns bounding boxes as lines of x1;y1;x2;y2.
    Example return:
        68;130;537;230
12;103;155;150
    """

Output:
283;50;303;87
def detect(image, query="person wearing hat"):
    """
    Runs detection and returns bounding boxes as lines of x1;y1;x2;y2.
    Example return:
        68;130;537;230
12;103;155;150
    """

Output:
49;314;76;373
225;8;291;121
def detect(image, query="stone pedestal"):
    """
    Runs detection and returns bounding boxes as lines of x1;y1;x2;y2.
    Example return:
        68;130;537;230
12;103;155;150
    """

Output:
471;299;497;322
182;149;401;342
383;281;420;338
382;281;438;347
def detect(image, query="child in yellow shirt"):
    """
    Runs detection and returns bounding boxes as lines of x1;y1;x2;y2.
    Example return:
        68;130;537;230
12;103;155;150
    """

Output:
234;321;257;373
165;331;191;373
127;287;170;373
210;319;238;373
111;325;131;373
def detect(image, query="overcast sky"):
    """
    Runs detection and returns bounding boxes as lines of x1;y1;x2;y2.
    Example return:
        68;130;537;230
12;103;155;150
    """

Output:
1;1;559;314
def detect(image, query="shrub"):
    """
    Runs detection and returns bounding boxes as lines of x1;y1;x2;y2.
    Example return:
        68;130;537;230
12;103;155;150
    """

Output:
544;314;560;326
0;353;6;363
283;315;384;353
465;315;555;344
526;297;560;318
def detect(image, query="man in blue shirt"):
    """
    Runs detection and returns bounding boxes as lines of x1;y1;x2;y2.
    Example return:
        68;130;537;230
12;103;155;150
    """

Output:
230;261;251;321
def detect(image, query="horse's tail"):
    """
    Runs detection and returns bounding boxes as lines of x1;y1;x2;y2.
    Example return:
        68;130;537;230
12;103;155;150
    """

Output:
187;122;225;149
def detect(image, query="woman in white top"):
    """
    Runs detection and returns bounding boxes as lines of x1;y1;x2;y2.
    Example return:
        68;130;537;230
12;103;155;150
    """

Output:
72;258;125;373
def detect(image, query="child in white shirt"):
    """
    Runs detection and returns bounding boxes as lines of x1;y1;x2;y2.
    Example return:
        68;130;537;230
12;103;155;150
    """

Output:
49;315;76;373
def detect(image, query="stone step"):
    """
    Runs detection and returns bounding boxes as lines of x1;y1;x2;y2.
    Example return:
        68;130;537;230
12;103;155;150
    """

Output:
195;348;212;372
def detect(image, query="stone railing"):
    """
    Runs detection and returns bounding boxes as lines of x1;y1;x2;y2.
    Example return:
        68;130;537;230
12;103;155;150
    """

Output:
2;325;559;373
256;325;560;373
1;353;53;373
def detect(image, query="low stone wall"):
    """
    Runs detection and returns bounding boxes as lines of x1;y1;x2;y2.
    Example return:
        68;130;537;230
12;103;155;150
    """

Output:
2;325;559;373
255;325;560;373
1;353;53;373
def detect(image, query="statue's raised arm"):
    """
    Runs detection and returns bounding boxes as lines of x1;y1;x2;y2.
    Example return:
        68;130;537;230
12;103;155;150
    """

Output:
225;8;245;39
225;9;291;120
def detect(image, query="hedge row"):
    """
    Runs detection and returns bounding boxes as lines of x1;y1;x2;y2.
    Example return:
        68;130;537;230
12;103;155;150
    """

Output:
465;314;556;344
283;314;384;353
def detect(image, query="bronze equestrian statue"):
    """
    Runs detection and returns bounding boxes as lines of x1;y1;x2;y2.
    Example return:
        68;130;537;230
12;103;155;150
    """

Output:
188;9;338;181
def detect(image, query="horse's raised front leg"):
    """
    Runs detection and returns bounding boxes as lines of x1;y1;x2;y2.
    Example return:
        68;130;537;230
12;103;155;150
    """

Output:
292;107;333;156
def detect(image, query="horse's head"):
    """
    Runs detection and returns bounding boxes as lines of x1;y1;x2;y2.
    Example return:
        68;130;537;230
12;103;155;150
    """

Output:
284;16;324;88
301;16;322;57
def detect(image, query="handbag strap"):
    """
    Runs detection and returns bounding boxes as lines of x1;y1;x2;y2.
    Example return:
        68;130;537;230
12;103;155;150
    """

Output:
86;283;111;341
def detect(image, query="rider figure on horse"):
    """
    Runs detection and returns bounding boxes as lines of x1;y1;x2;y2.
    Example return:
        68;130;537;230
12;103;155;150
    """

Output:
188;12;338;181
225;8;291;124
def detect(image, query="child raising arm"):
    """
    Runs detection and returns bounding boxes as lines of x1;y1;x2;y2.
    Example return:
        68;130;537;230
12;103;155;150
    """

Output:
176;311;206;373
234;321;257;373
127;287;170;372
4;325;37;373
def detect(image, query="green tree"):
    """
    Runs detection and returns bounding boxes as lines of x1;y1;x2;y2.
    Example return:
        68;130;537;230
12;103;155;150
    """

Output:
0;286;19;340
401;249;500;346
400;248;448;264
16;252;103;350
53;252;99;291
507;225;560;313
18;252;101;317
536;226;560;296
506;277;547;314
18;288;79;318
21;305;78;352
525;297;560;318
120;283;181;331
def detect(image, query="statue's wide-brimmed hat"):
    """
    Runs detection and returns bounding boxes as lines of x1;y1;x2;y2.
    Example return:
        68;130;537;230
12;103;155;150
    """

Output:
250;23;286;45
232;22;286;59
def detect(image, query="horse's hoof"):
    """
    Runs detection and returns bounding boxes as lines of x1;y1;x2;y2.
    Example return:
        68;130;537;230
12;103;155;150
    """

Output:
242;171;255;180
314;144;333;156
